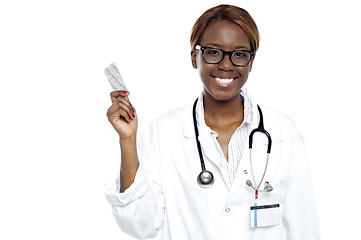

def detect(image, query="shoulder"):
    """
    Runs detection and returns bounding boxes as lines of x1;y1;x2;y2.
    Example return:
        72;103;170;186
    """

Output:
262;107;296;127
138;104;194;151
154;104;192;127
244;88;297;131
144;104;193;135
260;106;301;142
159;105;192;122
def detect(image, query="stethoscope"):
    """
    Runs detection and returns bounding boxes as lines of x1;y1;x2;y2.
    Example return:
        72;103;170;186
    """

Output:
192;98;273;192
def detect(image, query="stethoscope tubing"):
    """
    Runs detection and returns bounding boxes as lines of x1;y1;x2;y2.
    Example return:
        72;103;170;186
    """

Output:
248;105;272;154
250;150;270;190
192;98;206;172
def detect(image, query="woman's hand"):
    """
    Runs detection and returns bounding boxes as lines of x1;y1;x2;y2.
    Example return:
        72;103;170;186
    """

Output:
106;91;138;140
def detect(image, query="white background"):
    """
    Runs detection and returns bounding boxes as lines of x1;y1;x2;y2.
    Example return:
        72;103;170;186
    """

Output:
1;0;360;239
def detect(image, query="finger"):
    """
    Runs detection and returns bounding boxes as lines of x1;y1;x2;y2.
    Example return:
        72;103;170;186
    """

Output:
110;90;129;102
117;100;135;120
107;103;131;123
110;96;134;117
113;96;136;119
108;108;131;123
130;104;136;118
107;99;135;122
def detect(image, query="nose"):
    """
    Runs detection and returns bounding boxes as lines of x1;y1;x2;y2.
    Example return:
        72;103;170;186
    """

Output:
217;52;234;71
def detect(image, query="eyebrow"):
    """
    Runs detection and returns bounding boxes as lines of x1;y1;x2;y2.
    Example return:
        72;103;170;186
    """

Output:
205;43;250;50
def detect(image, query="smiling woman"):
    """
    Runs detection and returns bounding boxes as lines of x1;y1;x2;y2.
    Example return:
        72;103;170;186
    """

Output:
192;20;254;102
104;4;320;240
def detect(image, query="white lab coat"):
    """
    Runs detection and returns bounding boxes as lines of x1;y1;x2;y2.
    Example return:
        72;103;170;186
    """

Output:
104;90;320;240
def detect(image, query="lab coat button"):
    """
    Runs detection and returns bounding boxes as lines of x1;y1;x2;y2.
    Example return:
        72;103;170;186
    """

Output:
225;208;230;212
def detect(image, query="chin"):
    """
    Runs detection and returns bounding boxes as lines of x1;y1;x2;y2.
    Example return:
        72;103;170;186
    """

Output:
206;88;240;102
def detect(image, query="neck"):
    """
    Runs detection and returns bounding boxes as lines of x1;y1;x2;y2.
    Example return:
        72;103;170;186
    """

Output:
203;91;244;126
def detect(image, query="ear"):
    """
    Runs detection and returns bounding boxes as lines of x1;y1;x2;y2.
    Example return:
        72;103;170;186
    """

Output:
191;50;198;69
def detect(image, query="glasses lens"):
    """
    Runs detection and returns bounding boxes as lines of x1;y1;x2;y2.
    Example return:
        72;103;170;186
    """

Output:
232;51;252;66
203;48;223;64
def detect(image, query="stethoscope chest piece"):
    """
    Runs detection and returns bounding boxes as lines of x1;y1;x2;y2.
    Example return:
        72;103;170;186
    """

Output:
197;170;214;188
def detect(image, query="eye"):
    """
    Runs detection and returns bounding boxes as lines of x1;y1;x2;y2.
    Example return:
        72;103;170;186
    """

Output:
205;48;221;56
233;51;248;58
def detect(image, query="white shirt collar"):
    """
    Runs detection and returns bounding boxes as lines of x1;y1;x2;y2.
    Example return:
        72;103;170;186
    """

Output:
196;88;253;134
183;87;259;139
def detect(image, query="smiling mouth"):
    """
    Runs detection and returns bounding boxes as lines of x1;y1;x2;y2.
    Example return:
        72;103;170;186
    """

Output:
213;77;236;87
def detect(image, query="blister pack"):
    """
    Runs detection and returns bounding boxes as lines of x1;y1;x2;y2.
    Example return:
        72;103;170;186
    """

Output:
104;63;128;92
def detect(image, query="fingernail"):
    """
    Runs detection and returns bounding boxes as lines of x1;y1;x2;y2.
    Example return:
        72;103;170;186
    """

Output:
131;108;134;113
132;113;135;118
123;91;128;94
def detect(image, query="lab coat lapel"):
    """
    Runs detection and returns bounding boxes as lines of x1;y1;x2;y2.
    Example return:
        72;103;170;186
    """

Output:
197;130;221;167
184;94;224;168
183;106;195;139
182;103;220;165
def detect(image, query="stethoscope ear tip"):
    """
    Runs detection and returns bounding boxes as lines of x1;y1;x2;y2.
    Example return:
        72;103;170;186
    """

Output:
197;170;214;188
246;179;273;192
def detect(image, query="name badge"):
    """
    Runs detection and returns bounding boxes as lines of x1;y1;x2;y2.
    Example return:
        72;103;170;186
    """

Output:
250;202;280;228
250;190;280;228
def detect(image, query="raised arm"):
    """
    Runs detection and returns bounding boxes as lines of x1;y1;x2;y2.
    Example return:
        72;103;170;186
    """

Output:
106;90;138;192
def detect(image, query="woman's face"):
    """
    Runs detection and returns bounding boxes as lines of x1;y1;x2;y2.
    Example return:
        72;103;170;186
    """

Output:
191;20;254;102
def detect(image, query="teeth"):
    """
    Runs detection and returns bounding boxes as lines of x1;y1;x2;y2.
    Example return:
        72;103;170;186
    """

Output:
214;77;235;85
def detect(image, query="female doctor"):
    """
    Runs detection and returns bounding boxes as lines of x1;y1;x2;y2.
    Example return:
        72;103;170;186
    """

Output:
105;4;320;240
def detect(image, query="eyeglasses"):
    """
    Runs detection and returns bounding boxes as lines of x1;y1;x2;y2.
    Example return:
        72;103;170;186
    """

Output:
196;45;254;67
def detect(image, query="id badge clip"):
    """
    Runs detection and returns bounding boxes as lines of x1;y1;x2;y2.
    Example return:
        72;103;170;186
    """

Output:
250;190;280;228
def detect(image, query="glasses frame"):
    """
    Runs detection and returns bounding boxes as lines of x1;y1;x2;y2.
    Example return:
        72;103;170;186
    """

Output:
196;45;254;67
